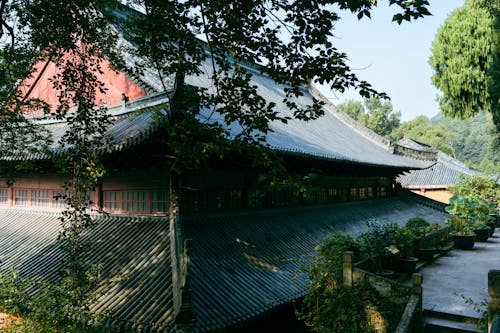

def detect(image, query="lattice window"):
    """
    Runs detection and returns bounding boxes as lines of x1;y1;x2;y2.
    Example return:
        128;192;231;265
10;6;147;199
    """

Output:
122;191;148;213
14;189;29;206
379;187;388;197
0;189;8;205
152;191;169;213
52;191;94;209
104;191;120;211
31;189;50;207
52;191;67;208
248;189;266;209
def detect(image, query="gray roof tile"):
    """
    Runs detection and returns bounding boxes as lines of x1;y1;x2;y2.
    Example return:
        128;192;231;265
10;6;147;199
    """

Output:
184;194;448;332
396;139;481;187
0;194;448;332
188;61;430;169
0;210;174;332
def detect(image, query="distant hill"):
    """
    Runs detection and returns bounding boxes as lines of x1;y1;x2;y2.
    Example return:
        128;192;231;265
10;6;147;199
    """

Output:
430;111;499;174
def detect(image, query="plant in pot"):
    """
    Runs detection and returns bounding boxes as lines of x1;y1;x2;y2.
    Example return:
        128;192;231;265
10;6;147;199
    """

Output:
359;220;398;277
472;221;490;242
392;226;418;274
471;199;495;241
406;217;436;261
445;195;475;250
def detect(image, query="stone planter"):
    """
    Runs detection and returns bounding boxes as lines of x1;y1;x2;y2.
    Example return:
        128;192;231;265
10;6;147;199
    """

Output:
488;221;496;236
375;269;395;279
452;234;475;250
474;228;490;242
415;248;435;261
396;257;418;274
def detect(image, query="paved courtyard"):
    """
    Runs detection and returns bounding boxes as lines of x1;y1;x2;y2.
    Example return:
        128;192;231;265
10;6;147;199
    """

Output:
421;231;500;318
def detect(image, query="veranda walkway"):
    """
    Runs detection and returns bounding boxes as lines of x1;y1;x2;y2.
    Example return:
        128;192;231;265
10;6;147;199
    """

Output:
421;231;500;319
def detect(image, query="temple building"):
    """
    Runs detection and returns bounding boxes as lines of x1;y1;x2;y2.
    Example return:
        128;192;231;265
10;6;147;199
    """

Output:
395;137;482;204
0;5;450;332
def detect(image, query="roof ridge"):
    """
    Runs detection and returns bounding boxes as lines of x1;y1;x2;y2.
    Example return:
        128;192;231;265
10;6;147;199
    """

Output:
30;92;170;126
437;151;479;175
308;84;392;152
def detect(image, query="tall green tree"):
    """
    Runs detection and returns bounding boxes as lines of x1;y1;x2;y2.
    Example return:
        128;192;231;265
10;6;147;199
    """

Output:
338;97;401;138
436;111;500;167
391;115;455;155
430;0;500;131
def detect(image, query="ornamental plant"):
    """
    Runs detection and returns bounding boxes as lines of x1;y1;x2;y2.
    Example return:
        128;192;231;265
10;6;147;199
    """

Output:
445;194;492;235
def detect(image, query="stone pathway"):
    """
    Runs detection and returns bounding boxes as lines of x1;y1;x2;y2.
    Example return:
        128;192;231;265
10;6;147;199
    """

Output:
421;232;500;318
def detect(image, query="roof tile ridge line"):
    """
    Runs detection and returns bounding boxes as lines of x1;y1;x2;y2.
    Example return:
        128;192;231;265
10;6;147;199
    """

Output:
437;151;479;173
107;91;171;116
308;84;392;151
35;92;170;126
0;207;64;216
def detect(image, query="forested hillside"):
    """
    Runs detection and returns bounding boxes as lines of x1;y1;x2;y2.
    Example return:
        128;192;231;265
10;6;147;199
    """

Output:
338;99;499;174
431;111;500;174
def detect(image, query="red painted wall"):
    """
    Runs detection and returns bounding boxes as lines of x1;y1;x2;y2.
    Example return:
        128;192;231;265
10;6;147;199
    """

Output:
20;57;147;115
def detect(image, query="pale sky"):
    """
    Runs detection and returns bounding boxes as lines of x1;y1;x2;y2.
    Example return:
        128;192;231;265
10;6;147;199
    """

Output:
318;0;465;121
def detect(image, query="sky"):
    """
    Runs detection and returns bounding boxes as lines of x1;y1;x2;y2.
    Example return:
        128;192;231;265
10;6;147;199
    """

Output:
318;0;465;122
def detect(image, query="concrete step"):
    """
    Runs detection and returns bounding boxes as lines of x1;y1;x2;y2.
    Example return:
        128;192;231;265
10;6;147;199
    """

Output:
423;310;481;333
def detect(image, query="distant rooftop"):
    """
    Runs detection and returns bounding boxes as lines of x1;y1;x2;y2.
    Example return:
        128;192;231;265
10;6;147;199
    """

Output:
395;137;481;188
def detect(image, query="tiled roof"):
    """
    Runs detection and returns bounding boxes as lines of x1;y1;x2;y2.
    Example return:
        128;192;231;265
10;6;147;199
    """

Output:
12;81;431;169
6;5;431;170
183;194;448;332
396;137;434;152
396;138;481;188
187;60;431;170
0;210;175;332
3;93;168;161
0;194;449;332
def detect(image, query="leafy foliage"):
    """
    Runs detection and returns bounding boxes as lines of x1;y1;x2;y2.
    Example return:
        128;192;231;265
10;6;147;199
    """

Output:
109;0;432;142
446;194;493;235
0;0;113;330
298;232;402;333
448;174;499;206
338;98;401;139
429;0;500;131
391;115;455;155
434;111;500;173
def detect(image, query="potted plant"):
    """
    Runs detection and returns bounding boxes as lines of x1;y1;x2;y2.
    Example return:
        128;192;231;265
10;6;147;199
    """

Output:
446;195;476;250
406;217;436;261
359;220;398;277
392;226;418;273
470;199;494;241
472;221;490;242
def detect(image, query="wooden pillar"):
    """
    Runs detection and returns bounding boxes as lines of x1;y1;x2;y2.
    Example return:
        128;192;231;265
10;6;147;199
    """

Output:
343;251;354;287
